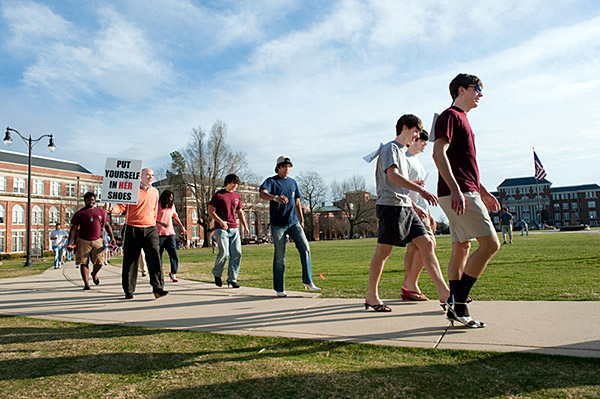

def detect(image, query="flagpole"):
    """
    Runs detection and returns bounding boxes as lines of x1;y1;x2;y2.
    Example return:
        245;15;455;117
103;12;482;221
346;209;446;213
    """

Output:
534;148;541;228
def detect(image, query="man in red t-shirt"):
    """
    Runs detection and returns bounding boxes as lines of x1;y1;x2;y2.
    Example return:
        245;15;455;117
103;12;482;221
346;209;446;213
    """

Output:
208;174;249;288
433;73;501;329
68;192;115;290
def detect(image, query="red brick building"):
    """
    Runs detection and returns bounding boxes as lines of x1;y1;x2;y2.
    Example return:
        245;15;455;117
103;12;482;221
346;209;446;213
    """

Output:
0;149;103;254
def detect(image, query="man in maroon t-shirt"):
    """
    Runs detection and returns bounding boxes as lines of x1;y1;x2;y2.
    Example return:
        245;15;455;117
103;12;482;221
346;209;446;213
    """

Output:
68;192;115;290
208;174;249;288
433;73;501;329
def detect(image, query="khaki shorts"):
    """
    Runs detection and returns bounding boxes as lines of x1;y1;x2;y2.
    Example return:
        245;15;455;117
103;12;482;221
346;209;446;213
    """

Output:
421;214;436;239
439;192;496;242
75;238;105;266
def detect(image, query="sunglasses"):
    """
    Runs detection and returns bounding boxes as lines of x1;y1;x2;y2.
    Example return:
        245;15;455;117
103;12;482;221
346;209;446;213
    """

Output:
468;85;483;94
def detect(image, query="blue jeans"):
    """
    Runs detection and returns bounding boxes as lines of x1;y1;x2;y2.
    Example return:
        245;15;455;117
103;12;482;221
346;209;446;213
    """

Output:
212;228;242;283
53;246;63;268
271;222;314;292
159;235;179;274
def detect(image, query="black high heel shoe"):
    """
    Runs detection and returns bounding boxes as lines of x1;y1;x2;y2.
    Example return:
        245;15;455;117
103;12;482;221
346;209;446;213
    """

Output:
364;302;391;312
214;276;222;287
227;281;240;288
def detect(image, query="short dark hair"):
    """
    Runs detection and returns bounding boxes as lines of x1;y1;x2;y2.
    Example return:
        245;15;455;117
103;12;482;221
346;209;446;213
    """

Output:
449;73;483;100
395;114;423;136
83;191;96;200
418;130;429;141
224;174;240;186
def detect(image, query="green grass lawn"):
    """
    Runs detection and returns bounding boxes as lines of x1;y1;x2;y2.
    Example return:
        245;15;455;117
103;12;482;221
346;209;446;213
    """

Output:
1;316;599;399
2;232;599;301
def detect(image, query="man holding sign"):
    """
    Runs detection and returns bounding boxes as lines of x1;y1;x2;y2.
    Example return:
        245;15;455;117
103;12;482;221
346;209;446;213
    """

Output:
110;167;168;300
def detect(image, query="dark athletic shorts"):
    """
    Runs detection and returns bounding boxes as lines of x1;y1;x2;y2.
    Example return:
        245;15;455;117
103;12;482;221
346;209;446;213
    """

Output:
376;205;427;247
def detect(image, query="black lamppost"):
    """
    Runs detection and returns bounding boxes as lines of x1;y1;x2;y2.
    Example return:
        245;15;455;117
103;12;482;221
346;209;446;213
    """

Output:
3;127;56;266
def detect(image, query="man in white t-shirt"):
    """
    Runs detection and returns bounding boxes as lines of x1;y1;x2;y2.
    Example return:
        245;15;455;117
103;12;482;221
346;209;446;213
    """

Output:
50;223;68;269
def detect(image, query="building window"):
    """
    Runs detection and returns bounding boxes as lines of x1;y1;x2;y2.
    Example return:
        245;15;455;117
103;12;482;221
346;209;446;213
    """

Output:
12;231;24;252
562;203;569;210
0;204;4;224
49;206;60;224
66;183;76;197
0;176;6;192
0;231;4;252
13;177;26;193
192;225;199;238
588;201;596;209
192;209;198;221
50;181;60;196
563;212;570;220
33;179;44;195
590;211;598;219
32;205;43;225
95;185;102;201
554;212;561;221
553;203;560;210
571;202;577;210
32;231;44;252
65;208;74;224
80;184;90;196
12;204;25;224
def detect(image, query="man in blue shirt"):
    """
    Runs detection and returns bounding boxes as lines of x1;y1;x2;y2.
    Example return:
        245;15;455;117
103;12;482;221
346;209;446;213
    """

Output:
259;156;321;297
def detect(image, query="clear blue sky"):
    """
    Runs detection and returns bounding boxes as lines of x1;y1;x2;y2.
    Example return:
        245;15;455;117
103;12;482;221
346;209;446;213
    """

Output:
1;0;599;219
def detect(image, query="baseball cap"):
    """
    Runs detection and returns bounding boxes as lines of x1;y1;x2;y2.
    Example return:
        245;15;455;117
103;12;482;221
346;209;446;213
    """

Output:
276;156;293;168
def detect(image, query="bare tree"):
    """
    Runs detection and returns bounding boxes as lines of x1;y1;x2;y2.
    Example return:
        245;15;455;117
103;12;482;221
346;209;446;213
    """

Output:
331;174;376;239
296;170;328;241
167;120;249;246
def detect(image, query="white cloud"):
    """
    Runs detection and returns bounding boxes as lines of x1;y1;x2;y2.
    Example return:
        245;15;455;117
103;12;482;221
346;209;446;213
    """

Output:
19;6;172;101
1;0;76;52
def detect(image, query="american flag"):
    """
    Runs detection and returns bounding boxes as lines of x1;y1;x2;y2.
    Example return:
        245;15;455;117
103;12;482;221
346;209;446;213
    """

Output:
534;151;547;180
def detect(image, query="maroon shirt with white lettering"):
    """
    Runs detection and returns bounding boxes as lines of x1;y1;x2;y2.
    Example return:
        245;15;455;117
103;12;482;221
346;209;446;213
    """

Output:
435;106;480;197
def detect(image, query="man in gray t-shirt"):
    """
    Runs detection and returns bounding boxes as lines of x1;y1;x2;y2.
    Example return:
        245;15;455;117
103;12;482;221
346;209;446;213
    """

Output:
365;114;449;312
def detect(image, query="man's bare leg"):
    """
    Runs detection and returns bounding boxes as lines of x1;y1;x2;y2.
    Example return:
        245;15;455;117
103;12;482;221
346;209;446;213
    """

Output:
80;264;91;289
365;243;393;306
412;235;450;302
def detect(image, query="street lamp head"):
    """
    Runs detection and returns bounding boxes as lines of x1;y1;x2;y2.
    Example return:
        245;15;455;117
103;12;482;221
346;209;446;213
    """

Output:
48;135;56;152
3;128;12;147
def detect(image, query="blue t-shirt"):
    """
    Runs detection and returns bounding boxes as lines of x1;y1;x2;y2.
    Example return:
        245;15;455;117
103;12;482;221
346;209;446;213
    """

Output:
260;175;301;226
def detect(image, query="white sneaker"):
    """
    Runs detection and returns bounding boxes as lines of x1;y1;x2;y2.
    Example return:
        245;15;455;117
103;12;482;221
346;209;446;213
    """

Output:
169;273;178;282
303;283;321;291
276;291;287;297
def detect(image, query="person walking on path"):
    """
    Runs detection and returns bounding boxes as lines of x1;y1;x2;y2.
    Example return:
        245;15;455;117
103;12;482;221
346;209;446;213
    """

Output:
402;130;449;303
364;115;449;312
156;190;187;283
432;73;501;328
50;223;68;269
259;156;321;297
499;208;514;244
110;168;168;300
67;192;115;290
208;174;249;288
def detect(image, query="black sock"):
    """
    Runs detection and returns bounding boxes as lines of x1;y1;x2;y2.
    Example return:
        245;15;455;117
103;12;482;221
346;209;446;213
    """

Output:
454;274;477;317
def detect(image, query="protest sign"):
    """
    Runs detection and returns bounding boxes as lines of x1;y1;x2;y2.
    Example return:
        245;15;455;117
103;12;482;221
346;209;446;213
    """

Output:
101;158;142;204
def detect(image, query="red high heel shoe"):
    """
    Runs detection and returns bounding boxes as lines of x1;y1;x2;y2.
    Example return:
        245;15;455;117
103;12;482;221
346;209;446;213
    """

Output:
401;287;429;301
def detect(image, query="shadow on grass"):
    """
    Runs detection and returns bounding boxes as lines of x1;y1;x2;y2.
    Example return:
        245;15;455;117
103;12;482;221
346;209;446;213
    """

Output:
1;319;599;398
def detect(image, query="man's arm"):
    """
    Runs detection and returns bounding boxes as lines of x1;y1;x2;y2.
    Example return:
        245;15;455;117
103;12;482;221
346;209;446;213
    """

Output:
295;197;305;228
480;185;500;213
236;209;249;237
259;188;288;204
104;220;116;245
386;166;438;206
67;224;78;250
432;137;464;215
208;204;228;230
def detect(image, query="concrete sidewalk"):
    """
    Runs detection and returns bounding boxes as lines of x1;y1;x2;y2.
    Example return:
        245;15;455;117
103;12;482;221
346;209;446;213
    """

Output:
1;262;599;359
